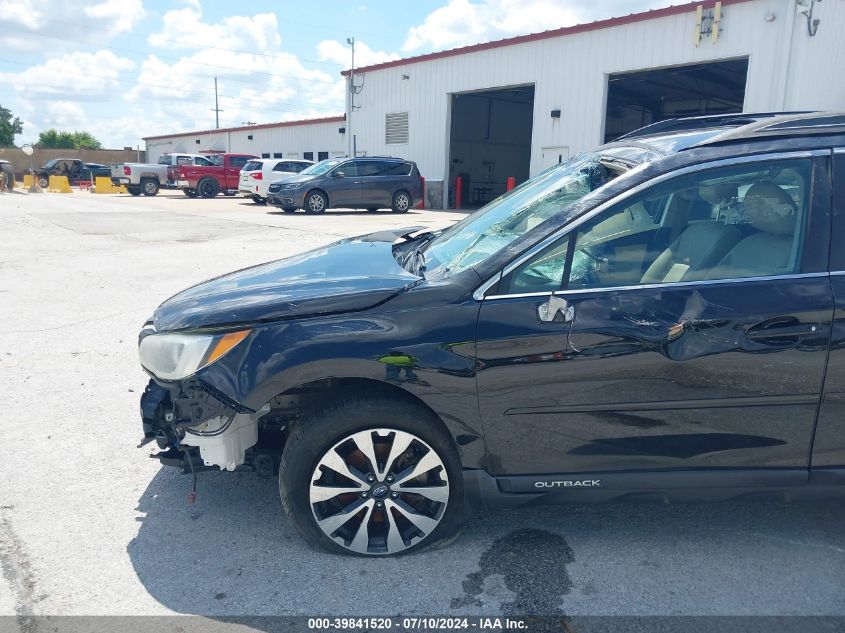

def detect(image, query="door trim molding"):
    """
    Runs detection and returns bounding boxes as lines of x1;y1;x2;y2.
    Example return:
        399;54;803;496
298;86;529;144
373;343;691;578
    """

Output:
482;271;830;301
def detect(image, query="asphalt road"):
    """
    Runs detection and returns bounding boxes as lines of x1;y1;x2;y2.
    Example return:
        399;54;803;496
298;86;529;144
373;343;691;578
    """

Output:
0;190;843;624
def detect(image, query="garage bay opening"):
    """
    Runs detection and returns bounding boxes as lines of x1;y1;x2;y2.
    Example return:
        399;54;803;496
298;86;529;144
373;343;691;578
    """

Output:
604;58;749;142
448;84;535;209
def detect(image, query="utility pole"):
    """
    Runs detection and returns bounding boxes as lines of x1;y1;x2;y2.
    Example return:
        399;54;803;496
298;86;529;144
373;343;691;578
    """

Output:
211;77;223;129
347;37;355;157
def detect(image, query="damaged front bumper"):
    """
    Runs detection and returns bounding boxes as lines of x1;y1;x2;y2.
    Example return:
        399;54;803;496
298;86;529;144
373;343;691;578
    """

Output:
140;378;266;473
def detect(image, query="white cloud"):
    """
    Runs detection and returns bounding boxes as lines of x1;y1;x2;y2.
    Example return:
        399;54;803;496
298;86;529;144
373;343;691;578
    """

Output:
403;0;666;53
1;50;135;99
0;0;146;52
83;0;145;33
126;5;345;136
317;40;400;68
147;4;281;52
42;101;86;128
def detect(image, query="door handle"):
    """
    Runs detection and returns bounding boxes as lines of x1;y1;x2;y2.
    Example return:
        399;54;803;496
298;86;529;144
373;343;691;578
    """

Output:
747;322;817;341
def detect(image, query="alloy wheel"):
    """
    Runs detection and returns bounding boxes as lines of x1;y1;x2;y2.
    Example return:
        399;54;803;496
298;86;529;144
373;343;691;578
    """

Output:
309;428;449;555
308;193;326;213
394;193;410;212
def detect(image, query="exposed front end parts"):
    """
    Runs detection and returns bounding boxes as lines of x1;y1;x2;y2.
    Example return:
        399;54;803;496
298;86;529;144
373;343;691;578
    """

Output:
180;412;259;472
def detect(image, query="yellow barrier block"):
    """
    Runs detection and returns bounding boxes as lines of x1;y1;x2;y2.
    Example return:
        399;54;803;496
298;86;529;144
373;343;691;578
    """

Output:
22;174;34;188
48;175;72;193
93;176;127;194
95;176;114;193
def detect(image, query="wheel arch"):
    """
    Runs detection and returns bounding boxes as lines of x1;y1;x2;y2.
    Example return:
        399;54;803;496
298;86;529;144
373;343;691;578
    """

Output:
305;188;330;209
253;371;483;469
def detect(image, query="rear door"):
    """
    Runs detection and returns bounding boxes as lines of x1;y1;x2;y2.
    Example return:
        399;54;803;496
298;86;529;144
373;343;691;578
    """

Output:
358;160;389;207
476;152;833;485
811;148;845;480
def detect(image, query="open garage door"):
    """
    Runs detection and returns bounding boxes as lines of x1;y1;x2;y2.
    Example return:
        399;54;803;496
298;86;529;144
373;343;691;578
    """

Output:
604;58;749;142
449;85;534;208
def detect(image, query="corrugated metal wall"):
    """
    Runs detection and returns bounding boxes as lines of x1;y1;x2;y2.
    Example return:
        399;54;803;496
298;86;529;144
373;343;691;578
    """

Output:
145;0;845;207
349;0;845;206
145;120;345;163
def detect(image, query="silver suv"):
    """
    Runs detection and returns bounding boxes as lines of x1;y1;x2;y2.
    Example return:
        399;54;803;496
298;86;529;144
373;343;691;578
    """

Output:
266;157;424;213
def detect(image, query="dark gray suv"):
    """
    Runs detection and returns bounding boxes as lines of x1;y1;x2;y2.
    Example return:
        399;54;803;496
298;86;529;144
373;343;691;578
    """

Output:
266;157;424;213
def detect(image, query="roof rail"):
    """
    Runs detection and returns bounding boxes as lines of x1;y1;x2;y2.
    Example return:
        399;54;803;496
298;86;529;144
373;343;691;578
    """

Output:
692;111;845;147
616;111;813;140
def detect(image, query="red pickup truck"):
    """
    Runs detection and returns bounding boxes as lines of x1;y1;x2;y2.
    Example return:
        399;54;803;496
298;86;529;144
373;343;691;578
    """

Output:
171;153;257;198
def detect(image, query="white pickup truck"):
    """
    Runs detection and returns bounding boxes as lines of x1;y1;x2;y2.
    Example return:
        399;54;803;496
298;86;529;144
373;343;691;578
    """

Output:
111;153;213;196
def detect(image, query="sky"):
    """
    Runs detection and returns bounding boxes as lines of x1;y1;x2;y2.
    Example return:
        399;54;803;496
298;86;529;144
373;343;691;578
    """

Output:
0;0;664;148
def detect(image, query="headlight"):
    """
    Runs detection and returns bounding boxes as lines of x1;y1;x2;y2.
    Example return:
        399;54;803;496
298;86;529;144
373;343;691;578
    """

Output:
282;183;301;190
139;330;250;381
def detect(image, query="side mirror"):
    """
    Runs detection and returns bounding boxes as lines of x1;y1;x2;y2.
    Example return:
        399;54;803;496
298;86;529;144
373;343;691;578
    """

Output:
333;171;345;178
538;295;575;323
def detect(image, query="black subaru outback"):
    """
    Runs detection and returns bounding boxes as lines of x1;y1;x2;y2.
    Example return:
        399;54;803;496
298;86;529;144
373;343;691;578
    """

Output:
138;112;845;556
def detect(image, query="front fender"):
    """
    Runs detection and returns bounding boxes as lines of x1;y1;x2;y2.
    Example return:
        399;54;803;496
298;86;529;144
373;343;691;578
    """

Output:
197;303;486;467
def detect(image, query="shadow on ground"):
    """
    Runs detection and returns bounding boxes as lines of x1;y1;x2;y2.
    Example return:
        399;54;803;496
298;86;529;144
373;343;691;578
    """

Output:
128;467;845;620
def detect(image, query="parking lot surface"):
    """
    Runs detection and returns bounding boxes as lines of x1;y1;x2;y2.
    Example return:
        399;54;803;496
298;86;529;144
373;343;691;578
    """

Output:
0;190;844;620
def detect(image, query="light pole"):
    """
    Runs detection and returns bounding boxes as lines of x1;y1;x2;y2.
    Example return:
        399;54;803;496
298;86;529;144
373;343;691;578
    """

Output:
21;144;41;193
347;37;355;158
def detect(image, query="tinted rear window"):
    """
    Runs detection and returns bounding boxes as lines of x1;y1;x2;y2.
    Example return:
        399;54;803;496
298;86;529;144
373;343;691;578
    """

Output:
229;156;250;169
382;161;413;176
243;161;263;171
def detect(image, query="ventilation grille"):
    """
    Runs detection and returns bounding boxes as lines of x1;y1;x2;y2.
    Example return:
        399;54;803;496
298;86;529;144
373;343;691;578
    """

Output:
385;112;409;144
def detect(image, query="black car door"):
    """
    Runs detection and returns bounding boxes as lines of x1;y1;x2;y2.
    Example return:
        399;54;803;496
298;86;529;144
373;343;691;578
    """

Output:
811;148;845;479
475;152;833;485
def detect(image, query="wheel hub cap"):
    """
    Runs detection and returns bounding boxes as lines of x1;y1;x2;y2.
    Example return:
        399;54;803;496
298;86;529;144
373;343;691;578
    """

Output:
308;428;449;555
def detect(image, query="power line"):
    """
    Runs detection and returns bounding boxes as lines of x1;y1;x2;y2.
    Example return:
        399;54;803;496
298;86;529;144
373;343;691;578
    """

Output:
8;31;343;85
0;57;343;114
14;12;385;57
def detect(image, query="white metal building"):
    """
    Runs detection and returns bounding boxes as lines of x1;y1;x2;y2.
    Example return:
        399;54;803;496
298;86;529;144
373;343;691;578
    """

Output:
344;0;845;208
144;0;844;209
143;115;347;164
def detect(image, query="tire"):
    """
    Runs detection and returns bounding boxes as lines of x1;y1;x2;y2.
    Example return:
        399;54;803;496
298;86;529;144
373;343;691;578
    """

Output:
37;176;49;189
183;188;197;198
279;397;465;557
140;178;159;196
391;190;412;213
304;190;328;214
282;207;297;213
197;178;219;198
252;197;267;205
127;186;142;196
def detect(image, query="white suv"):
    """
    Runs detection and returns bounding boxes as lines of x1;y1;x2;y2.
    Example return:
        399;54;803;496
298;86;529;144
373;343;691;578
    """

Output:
239;158;314;203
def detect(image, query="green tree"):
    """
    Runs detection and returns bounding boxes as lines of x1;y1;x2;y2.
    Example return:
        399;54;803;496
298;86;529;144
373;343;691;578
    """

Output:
37;129;103;150
0;104;23;147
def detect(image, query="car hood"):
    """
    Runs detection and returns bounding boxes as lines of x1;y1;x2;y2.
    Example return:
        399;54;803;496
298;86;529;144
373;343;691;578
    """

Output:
270;173;319;187
152;227;425;332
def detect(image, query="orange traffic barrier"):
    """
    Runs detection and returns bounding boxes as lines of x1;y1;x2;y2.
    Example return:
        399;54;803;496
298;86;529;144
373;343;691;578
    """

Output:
454;176;463;209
